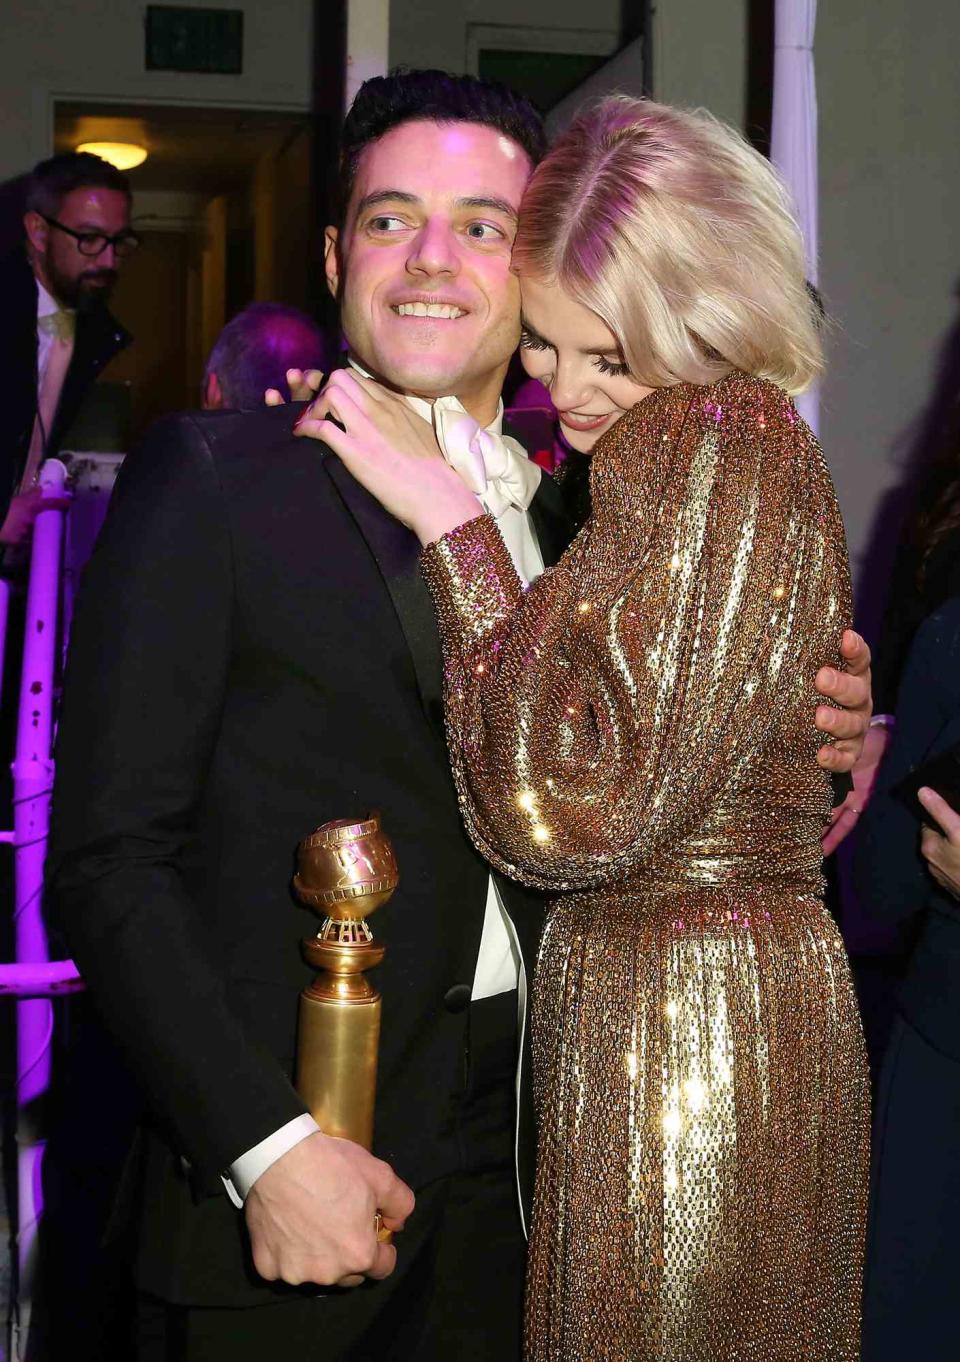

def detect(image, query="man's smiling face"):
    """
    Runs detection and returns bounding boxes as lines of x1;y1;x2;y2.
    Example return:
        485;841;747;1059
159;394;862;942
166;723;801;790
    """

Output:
326;120;533;424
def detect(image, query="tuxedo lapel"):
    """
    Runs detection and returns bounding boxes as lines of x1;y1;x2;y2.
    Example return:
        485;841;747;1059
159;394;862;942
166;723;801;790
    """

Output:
323;453;445;737
320;418;573;735
501;414;574;569
527;472;574;570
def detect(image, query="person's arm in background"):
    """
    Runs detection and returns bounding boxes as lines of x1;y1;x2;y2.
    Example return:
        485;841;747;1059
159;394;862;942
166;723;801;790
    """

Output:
918;787;960;898
48;414;411;1286
0;485;72;544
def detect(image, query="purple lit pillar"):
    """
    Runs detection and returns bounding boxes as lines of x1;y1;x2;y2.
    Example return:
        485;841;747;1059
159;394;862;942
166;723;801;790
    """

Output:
12;458;67;1356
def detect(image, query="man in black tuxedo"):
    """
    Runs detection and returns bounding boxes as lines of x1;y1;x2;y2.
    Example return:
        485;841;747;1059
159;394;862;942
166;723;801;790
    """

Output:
0;152;133;545
48;71;872;1361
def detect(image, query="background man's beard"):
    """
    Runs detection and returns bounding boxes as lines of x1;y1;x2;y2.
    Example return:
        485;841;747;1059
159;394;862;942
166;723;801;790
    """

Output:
46;256;117;310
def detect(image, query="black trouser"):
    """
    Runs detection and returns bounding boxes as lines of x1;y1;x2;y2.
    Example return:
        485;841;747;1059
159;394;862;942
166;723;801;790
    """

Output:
136;1164;525;1360
136;991;526;1361
27;1000;142;1362
862;1010;960;1361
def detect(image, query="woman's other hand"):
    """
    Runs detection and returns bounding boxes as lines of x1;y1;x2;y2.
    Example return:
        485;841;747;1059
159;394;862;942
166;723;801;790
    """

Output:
264;368;325;406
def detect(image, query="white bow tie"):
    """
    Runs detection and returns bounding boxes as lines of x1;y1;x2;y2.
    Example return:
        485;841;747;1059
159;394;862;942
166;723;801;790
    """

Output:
347;362;540;518
427;396;540;518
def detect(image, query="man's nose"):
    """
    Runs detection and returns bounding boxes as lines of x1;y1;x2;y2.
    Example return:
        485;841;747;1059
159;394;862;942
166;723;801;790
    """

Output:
407;219;459;277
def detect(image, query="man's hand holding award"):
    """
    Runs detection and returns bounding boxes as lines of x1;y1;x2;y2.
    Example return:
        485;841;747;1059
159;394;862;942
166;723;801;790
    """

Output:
244;813;414;1289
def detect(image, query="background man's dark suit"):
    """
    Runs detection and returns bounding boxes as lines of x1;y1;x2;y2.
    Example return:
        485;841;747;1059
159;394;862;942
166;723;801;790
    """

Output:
857;598;960;1360
0;246;129;508
47;401;570;1352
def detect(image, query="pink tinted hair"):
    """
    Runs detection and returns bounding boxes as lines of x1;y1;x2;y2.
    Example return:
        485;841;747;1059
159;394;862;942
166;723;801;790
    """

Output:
513;97;823;394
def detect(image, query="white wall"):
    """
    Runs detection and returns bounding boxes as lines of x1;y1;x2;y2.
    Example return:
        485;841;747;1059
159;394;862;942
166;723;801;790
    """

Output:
655;0;747;129
817;0;960;595
0;0;313;180
389;0;621;78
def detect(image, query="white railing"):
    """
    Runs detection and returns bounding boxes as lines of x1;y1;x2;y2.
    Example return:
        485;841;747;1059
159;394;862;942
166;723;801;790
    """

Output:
1;460;82;1362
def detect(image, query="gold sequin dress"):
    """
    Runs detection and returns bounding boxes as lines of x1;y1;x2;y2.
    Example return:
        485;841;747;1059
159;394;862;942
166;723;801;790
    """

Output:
421;373;869;1361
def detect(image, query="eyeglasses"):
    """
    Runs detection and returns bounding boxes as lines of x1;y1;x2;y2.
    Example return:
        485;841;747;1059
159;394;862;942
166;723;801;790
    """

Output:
41;215;140;259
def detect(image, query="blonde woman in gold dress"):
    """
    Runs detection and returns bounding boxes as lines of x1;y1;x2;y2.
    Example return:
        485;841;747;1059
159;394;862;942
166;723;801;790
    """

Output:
300;99;869;1360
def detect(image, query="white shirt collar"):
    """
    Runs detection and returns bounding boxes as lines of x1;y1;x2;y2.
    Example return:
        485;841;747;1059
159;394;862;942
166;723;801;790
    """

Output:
36;279;61;322
347;358;505;436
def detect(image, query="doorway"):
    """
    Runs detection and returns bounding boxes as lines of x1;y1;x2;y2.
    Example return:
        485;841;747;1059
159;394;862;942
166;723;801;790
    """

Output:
54;101;312;447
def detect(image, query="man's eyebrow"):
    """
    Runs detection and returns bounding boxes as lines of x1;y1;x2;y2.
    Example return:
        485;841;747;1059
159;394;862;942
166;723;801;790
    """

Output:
354;190;421;215
458;196;518;220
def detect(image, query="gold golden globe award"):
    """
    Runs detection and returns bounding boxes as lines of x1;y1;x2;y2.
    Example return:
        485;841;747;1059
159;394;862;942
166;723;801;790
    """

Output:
293;813;397;1153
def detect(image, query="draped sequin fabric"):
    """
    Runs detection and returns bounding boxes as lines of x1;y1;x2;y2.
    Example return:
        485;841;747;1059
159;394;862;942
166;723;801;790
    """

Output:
422;373;869;1360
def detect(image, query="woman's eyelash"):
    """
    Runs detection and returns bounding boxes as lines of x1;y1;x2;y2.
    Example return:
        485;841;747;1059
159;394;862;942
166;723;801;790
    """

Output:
520;330;630;378
594;356;630;377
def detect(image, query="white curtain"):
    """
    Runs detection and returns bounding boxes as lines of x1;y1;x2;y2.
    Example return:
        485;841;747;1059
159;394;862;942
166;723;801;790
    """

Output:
770;0;819;433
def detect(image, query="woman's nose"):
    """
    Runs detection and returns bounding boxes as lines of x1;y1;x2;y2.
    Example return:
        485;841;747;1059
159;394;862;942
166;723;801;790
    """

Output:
549;359;592;412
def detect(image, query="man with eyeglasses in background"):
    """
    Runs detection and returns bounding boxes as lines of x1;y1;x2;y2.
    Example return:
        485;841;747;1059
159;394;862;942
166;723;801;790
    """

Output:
0;151;136;545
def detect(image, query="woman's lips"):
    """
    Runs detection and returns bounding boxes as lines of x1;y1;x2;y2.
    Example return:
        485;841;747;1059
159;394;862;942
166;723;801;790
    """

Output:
558;411;612;433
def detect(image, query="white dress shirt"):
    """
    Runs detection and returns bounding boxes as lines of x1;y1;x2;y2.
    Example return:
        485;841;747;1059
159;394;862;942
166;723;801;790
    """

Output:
36;280;62;385
225;385;544;1205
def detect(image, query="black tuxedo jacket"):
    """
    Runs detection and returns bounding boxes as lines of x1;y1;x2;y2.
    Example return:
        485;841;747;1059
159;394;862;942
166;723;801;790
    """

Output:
0;247;130;512
47;402;572;1305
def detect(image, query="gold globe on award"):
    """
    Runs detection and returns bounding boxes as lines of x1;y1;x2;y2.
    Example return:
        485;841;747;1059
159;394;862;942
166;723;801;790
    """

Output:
293;812;397;1152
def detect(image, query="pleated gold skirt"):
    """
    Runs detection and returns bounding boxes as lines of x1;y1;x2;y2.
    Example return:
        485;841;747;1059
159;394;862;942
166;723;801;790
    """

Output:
525;887;869;1361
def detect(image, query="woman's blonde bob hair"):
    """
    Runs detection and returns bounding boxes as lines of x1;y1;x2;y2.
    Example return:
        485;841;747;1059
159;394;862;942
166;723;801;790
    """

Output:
512;96;823;395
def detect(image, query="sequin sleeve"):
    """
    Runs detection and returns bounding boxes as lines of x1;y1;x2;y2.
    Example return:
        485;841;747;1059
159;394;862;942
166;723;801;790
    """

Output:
421;374;850;892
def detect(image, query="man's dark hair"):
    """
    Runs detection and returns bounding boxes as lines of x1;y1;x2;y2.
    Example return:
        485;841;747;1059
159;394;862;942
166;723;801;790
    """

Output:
26;152;132;219
204;303;332;409
339;69;546;222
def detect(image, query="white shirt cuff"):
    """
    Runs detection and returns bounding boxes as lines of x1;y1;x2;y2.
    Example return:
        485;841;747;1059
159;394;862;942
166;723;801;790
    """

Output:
221;1112;320;1208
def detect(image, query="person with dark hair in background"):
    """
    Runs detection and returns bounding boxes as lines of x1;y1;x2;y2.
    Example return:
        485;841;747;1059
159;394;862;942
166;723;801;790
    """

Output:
0;151;135;545
202;302;332;411
47;70;871;1361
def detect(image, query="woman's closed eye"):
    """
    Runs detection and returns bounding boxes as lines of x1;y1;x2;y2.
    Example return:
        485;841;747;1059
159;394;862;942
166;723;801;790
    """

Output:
594;355;631;377
520;327;551;352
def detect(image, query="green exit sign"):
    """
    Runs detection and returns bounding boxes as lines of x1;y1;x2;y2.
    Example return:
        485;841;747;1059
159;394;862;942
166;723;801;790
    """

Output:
145;5;244;75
